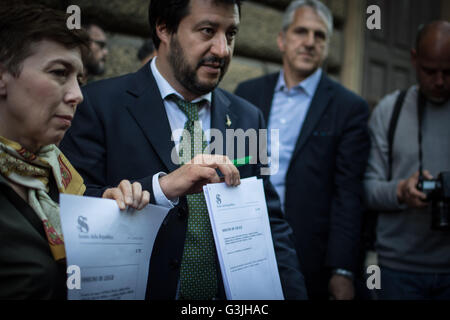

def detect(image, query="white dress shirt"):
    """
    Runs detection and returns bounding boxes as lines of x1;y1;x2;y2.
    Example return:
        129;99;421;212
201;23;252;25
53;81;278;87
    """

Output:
150;57;212;207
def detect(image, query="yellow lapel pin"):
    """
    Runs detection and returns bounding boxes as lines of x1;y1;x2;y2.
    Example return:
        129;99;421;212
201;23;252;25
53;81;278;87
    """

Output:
226;114;232;127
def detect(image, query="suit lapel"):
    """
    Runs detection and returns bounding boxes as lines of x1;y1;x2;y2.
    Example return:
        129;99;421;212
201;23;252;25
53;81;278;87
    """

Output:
290;73;334;161
125;63;179;173
260;73;279;122
210;89;235;156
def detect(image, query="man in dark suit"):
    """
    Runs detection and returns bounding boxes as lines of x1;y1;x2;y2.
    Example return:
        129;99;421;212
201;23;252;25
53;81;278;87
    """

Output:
235;0;370;300
60;0;307;300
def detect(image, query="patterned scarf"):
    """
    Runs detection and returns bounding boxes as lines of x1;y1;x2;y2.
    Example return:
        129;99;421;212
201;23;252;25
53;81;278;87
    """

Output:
0;136;86;261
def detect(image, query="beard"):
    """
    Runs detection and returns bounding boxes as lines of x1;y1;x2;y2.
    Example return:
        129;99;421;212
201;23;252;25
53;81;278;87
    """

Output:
420;88;449;106
86;62;105;76
427;93;449;106
168;35;229;96
429;96;449;105
85;53;106;76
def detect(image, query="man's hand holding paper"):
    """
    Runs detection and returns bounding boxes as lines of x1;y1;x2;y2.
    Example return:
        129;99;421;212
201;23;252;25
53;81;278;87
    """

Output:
159;154;241;198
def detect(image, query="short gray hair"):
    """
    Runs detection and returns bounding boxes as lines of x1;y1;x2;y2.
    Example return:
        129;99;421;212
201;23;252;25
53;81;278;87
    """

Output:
281;0;333;37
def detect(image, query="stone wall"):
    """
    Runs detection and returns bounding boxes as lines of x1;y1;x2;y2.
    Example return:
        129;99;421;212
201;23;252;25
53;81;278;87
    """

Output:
30;0;349;92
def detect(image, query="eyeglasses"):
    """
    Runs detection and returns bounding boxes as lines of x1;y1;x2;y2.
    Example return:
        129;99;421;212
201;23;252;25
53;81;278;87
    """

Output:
92;40;107;49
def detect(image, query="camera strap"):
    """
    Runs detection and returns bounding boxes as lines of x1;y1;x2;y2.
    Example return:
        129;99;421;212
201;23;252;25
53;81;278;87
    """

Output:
387;90;407;180
417;91;427;180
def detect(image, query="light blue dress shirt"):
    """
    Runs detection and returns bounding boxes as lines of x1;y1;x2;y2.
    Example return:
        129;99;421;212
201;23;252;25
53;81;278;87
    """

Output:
150;57;212;207
268;68;322;213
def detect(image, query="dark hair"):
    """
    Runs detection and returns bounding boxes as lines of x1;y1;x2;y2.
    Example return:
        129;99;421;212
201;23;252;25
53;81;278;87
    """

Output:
0;3;90;77
81;16;105;33
148;0;243;49
137;39;156;61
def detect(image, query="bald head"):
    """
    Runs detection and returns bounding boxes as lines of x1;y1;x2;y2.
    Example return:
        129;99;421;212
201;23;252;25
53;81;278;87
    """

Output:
412;21;450;104
416;21;450;55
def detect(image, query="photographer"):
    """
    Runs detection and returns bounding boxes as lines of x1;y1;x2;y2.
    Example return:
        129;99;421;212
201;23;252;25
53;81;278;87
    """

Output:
364;21;450;300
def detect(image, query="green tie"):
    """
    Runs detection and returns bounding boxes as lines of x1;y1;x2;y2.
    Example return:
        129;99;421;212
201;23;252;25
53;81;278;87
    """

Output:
171;95;218;300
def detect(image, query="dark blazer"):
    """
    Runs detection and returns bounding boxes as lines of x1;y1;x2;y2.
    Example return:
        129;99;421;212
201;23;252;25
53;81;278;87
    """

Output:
235;72;370;299
0;175;67;299
60;63;307;300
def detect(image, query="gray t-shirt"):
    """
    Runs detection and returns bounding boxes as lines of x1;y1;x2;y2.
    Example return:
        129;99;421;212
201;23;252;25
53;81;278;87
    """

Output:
364;85;450;273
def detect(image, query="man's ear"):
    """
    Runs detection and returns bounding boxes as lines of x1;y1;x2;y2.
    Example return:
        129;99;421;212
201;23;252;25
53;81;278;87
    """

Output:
277;31;286;54
156;22;171;47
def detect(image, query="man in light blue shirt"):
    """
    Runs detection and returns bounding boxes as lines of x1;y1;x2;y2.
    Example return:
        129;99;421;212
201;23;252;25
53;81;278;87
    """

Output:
236;0;370;300
268;68;322;211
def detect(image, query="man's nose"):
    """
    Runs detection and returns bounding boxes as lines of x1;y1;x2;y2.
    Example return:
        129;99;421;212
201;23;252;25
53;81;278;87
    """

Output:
434;71;444;87
210;33;229;58
303;30;315;47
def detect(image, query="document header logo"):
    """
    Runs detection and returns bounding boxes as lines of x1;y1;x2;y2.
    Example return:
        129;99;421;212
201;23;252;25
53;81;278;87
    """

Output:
77;216;89;233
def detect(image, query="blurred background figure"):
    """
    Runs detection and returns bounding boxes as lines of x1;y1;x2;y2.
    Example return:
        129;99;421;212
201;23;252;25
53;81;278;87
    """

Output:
364;20;450;300
83;21;109;81
137;38;156;66
235;0;370;300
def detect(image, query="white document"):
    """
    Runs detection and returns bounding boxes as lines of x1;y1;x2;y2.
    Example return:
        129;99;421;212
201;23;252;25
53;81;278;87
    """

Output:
203;177;284;300
60;194;169;300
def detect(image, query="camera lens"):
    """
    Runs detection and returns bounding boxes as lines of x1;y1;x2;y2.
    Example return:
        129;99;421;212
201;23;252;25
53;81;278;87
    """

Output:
431;201;450;231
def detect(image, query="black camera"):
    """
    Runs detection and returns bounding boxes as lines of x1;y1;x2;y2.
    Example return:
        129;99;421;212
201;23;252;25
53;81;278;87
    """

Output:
417;172;450;231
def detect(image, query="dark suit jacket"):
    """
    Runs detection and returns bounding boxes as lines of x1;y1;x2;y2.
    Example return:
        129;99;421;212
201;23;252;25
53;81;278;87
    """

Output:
235;72;370;299
60;63;307;300
0;175;67;299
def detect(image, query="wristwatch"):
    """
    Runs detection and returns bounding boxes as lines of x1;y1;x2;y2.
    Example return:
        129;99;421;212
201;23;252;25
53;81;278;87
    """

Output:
332;268;354;280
